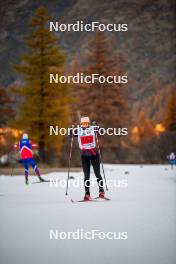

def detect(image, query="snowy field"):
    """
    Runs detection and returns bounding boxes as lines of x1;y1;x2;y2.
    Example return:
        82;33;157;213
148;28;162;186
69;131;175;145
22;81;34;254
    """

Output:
0;165;176;264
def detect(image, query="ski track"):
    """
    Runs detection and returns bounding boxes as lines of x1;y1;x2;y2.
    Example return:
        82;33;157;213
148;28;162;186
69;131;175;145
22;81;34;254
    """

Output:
0;165;176;264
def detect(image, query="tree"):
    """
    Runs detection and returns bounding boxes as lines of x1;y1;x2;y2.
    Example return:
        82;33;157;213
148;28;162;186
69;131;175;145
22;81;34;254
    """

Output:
0;87;14;127
137;111;155;141
12;7;70;163
165;89;176;132
72;31;130;162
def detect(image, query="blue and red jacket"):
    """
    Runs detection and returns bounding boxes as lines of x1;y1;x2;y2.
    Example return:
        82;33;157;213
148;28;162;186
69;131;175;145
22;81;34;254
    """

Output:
14;139;38;160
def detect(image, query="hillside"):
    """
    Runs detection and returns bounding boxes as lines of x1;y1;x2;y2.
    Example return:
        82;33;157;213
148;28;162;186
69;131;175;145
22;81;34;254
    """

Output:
0;0;175;121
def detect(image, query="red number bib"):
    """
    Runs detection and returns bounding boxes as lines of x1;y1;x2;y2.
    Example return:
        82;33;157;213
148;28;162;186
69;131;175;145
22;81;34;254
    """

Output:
80;135;93;145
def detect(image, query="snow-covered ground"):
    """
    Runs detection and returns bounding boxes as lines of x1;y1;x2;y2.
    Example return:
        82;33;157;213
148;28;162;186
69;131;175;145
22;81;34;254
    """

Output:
0;165;176;264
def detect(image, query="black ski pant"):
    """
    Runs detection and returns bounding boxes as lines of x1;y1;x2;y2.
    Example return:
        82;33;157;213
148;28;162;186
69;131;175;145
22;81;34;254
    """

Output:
81;153;104;195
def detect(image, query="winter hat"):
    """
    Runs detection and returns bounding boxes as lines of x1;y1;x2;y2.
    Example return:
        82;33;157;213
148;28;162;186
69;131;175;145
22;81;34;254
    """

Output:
22;133;28;139
80;116;90;124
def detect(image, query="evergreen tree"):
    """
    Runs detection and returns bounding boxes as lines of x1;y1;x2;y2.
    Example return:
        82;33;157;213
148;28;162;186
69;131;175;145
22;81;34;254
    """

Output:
73;31;130;162
165;89;176;132
12;7;70;163
0;87;14;127
0;87;14;158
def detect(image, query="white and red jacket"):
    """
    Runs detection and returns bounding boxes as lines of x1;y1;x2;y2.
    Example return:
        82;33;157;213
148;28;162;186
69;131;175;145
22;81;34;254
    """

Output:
70;125;100;156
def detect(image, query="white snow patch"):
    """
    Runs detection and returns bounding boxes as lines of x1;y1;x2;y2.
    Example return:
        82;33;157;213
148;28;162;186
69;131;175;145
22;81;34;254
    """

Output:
0;165;176;264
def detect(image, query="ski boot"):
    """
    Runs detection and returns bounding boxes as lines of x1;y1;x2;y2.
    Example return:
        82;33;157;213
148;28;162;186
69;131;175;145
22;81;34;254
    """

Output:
84;194;92;201
38;176;45;182
99;191;105;198
25;176;29;185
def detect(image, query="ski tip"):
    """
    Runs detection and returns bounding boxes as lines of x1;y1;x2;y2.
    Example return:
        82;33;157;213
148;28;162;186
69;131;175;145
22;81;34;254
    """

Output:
70;198;89;203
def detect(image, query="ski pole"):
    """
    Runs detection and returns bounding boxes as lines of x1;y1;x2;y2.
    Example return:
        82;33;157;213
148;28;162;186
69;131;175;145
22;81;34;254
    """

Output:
10;150;16;176
65;132;74;195
10;165;14;177
95;133;108;191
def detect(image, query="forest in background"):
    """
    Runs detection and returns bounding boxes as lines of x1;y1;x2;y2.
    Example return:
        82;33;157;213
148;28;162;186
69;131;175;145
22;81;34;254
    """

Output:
0;2;175;166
